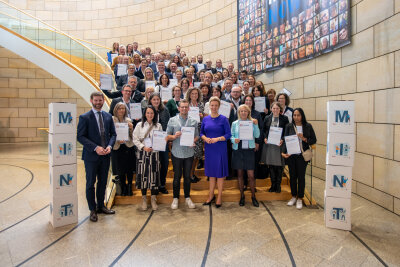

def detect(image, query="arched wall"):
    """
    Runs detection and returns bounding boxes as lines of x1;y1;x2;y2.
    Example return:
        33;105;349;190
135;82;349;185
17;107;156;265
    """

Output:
5;0;238;66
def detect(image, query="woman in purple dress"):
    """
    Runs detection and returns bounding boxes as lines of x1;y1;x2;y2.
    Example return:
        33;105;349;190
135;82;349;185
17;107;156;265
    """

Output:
201;96;231;208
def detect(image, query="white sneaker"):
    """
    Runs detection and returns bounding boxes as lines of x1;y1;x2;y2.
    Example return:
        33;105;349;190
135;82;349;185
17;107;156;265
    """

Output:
287;197;297;206
171;198;179;210
141;196;148;211
151;195;158;211
185;197;195;209
296;199;303;210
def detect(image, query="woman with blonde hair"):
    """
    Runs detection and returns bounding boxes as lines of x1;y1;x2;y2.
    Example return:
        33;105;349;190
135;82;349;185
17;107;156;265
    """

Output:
185;87;204;183
230;104;260;206
201;97;231;208
141;87;155;109
112;102;136;196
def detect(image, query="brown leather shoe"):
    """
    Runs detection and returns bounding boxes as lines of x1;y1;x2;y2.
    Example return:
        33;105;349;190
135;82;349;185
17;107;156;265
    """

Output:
97;206;115;215
90;210;98;222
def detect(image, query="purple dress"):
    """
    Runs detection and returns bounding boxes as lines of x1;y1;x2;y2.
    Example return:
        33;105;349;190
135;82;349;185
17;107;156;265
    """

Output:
200;115;231;178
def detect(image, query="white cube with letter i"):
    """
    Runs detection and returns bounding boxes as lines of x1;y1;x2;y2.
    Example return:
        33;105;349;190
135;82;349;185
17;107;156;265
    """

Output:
50;193;78;228
325;165;352;199
327;101;354;134
50;164;77;197
326;133;355;167
49;103;76;134
324;196;351;231
49;133;76;167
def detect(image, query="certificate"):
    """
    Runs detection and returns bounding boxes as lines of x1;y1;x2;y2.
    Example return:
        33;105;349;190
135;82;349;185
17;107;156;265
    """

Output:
110;53;118;63
197;64;204;71
238;80;244;86
115;123;129;141
180;127;195;147
254;97;266;113
218;100;231;118
160;87;172;101
296;126;303;134
145;81;156;89
238;121;253;140
284;109;293;123
100;74;113;90
144;137;152;148
280;87;292;96
194;82;201;88
152;130;167;151
233;84;239;88
117;64;127;76
267;127;283;146
285;135;301;155
211;82;218;87
169;79;178;88
130;103;142;120
188;107;200;122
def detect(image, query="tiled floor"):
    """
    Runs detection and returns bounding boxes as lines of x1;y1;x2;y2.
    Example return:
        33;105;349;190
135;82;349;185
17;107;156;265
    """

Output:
0;143;399;266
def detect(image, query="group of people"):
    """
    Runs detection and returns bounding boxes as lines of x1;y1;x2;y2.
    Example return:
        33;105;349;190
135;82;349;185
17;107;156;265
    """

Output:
77;43;316;223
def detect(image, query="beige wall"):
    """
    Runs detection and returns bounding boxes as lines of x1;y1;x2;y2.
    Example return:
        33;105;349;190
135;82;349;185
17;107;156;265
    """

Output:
257;0;400;215
0;46;91;143
5;0;238;66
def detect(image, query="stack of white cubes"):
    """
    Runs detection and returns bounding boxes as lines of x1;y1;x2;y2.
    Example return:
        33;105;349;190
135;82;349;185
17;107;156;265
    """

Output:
325;101;355;231
48;103;78;228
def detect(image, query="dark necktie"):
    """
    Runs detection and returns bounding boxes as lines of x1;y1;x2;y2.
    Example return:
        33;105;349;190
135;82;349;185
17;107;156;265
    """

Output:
98;111;106;148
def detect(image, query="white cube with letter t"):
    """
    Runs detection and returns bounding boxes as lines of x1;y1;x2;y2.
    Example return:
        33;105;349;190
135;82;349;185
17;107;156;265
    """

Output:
50;164;77;196
50;193;78;228
49;103;76;134
324;196;351;231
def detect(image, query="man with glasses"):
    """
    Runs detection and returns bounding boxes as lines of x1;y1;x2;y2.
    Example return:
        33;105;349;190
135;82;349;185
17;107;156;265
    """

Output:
166;100;199;210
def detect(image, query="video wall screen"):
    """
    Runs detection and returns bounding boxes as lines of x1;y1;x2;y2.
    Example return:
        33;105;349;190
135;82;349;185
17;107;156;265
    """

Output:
238;0;351;73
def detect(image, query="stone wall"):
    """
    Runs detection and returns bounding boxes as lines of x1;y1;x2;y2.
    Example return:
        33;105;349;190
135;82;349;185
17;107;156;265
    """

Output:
0;46;91;143
257;0;400;215
5;0;238;66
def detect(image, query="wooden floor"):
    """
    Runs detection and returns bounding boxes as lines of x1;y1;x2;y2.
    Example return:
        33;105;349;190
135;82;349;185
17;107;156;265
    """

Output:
115;160;292;205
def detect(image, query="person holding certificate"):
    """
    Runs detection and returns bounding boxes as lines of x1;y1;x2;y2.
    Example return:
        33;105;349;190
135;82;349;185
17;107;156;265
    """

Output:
252;81;270;119
261;102;289;193
155;74;171;105
201;97;231;208
112;103;135;196
186;87;205;183
148;93;170;194
166;100;199;210
230;105;260;207
166;85;183;117
132;106;163;211
141;86;155;109
282;108;316;209
277;93;294;123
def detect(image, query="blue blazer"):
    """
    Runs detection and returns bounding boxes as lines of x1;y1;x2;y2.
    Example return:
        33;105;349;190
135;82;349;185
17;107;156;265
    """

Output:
77;110;116;162
230;119;260;150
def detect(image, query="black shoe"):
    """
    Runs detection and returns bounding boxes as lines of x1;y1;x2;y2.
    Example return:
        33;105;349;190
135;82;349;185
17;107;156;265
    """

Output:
239;195;245;206
90;210;98;222
252;196;259;207
97;206;115;214
203;196;215;206
127;184;133;196
243;185;247;191
268;184;275;192
197;159;204;169
191;175;201;183
159;187;169;194
215;203;222;208
275;185;281;193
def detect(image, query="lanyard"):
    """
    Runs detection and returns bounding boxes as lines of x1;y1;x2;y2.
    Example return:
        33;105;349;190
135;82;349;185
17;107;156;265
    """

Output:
176;116;189;128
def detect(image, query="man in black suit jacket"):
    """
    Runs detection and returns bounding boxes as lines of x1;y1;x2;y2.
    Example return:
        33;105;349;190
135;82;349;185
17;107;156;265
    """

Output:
77;92;117;222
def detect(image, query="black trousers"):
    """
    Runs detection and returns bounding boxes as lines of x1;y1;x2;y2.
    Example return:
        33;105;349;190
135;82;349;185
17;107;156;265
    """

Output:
84;156;110;211
159;146;169;188
172;155;193;198
269;165;283;186
288;155;308;198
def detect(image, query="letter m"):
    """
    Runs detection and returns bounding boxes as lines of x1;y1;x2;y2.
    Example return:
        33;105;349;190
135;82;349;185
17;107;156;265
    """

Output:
335;110;350;123
59;112;72;124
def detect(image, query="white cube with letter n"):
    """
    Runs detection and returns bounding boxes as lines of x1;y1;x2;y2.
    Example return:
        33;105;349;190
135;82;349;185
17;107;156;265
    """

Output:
325;101;354;231
49;103;78;228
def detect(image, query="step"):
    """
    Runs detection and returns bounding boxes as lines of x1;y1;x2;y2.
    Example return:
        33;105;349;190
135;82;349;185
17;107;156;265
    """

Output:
114;185;292;205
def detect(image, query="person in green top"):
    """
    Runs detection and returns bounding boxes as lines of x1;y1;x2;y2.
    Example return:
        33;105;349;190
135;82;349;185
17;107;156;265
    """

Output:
166;85;182;117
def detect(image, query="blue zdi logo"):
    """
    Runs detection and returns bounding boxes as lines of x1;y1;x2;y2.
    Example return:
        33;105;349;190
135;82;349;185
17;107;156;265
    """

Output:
335;110;351;124
58;112;73;124
59;173;73;186
331;207;346;221
60;204;74;217
333;175;348;188
334;143;350;156
58;143;73;155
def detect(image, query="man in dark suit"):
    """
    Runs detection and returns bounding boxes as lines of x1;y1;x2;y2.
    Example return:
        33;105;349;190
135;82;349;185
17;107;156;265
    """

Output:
77;92;117;222
154;61;173;81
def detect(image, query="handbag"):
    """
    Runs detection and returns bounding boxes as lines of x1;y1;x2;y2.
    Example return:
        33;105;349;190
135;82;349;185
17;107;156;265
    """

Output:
293;124;313;161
